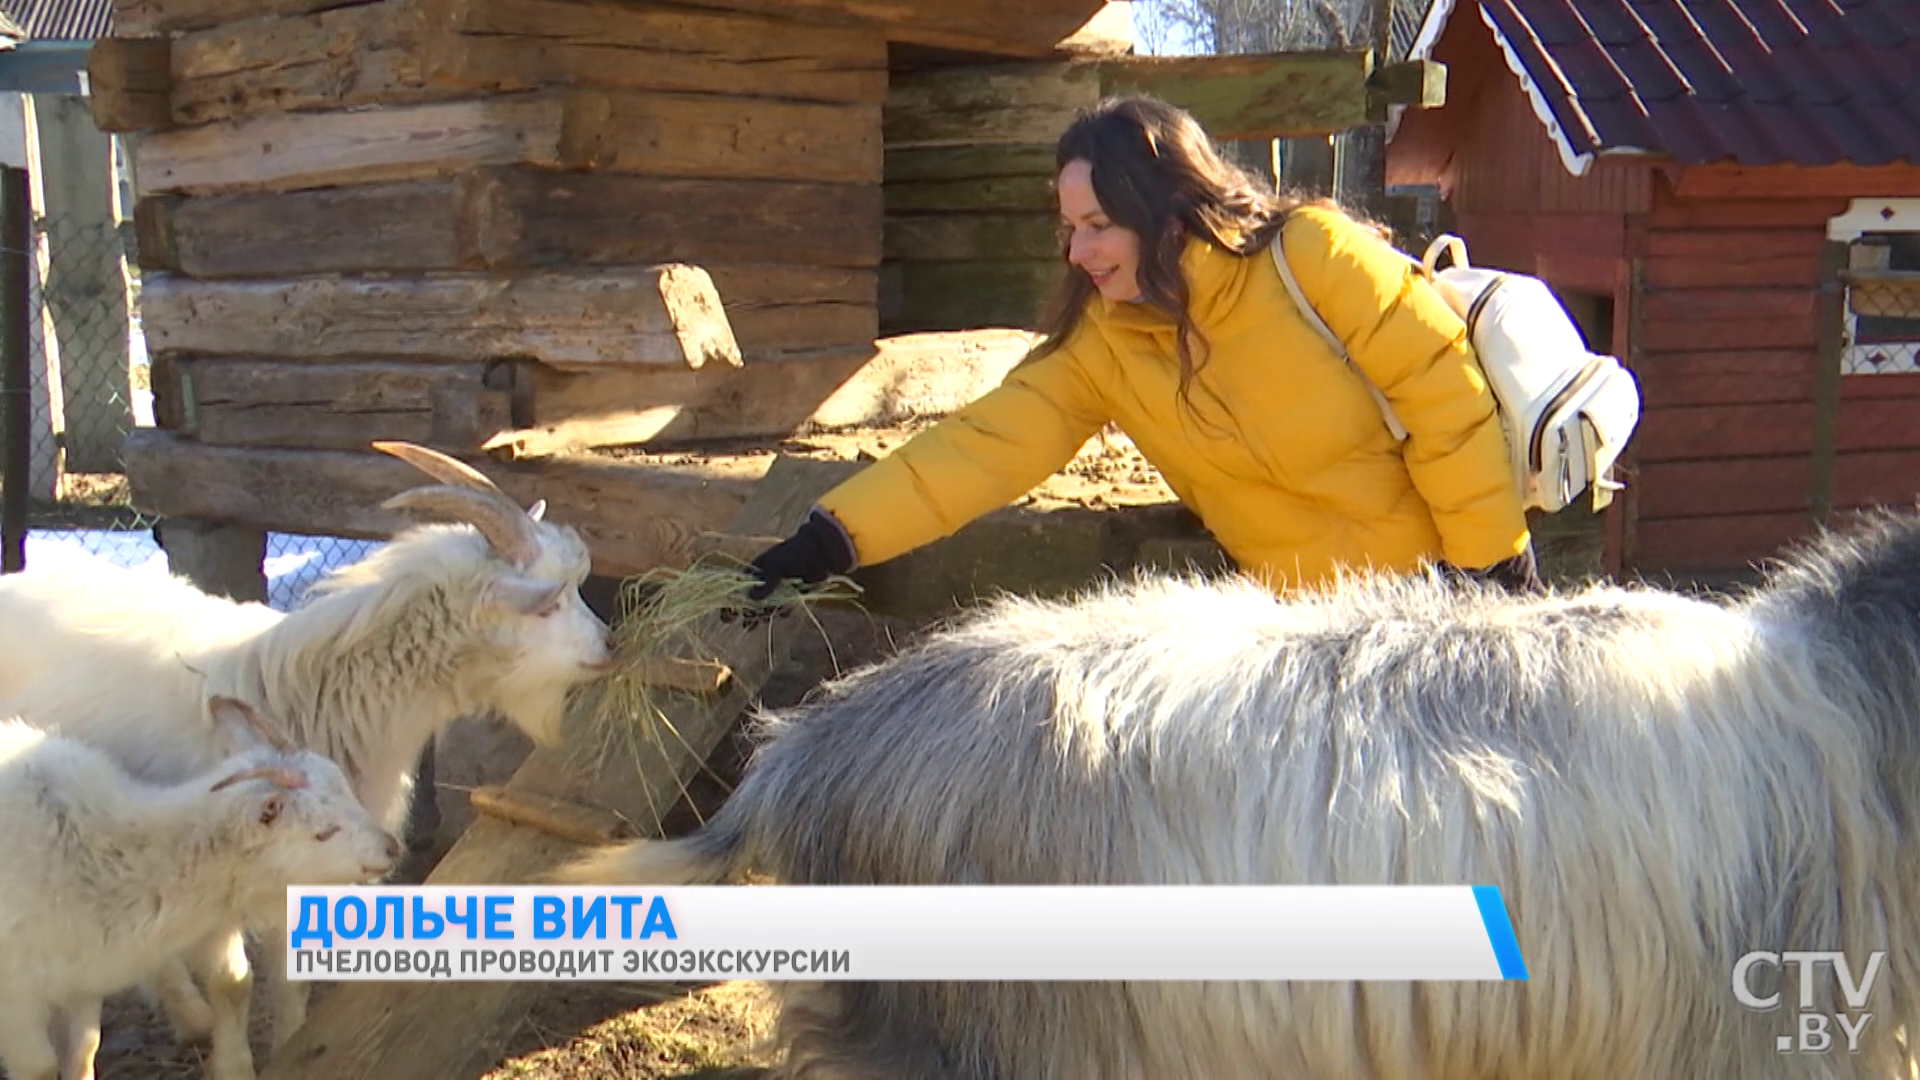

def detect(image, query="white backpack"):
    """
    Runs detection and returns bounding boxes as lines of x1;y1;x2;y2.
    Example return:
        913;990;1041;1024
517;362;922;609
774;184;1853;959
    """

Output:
1273;231;1641;514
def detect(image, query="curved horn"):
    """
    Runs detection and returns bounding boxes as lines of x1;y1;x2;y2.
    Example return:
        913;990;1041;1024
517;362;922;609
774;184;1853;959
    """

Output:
384;485;543;569
209;695;298;754
210;765;310;792
373;441;509;498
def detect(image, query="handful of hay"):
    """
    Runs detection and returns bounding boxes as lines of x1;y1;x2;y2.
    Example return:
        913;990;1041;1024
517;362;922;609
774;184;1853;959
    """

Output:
566;560;861;825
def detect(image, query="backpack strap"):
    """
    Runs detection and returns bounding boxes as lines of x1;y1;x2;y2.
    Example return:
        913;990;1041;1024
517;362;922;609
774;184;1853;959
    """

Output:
1269;236;1410;441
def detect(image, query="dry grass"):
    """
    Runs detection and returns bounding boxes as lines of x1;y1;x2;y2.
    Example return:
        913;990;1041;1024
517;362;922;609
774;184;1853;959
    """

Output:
481;981;780;1080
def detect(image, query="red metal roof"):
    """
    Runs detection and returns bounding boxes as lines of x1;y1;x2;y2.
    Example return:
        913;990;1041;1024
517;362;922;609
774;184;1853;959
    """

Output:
1472;0;1920;168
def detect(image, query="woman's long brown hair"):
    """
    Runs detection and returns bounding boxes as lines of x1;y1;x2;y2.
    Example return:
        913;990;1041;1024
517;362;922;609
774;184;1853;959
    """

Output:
1028;94;1347;421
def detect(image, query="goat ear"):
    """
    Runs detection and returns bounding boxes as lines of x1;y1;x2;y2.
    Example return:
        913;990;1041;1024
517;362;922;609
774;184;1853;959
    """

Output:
527;499;547;522
489;577;566;617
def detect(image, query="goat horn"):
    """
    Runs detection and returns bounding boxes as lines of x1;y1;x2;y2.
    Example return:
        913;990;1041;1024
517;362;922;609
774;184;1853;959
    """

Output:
384;485;543;569
373;441;510;499
209;695;299;755
211;765;310;792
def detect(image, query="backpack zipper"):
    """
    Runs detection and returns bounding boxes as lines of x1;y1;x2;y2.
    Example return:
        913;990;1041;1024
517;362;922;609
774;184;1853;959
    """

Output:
1529;355;1609;473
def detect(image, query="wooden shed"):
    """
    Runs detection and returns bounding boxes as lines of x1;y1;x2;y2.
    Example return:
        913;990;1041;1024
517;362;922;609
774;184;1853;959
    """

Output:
86;0;1445;603
1386;0;1920;582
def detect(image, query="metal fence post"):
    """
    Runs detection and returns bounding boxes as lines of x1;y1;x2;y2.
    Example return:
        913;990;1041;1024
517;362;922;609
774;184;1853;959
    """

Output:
2;164;32;573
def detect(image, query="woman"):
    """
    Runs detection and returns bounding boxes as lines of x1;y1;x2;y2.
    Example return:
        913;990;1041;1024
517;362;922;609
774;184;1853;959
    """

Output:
742;94;1539;608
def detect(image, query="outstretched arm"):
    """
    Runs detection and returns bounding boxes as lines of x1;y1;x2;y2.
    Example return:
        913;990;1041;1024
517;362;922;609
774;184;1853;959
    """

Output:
811;337;1112;569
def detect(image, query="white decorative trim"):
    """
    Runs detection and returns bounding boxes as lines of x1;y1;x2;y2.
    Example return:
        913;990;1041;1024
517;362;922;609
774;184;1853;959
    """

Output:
1828;198;1920;242
1476;4;1594;178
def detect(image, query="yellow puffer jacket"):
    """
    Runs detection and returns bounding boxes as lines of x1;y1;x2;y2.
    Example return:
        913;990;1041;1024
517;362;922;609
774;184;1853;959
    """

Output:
816;204;1531;593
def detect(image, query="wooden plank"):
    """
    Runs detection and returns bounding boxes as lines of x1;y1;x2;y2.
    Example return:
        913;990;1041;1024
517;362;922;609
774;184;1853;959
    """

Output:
650;0;1115;60
559;91;882;185
115;0;362;36
143;88;878;195
1635;397;1920;462
121;428;773;579
884;212;1060;262
1674;163;1920;201
1630;512;1820;572
886;172;1059;214
1634;449;1920;520
168;357;514;452
85;37;171;133
135;169;882;278
133;183;472;275
166;0;888;127
1643;228;1829;260
1643;253;1821;289
256;454;864;1080
484;328;1040;455
885;143;1058;183
134;93;574;195
880;259;1060;333
139;268;743;371
705;265;879;355
467;786;635;845
1640;286;1814;324
885;49;1392;148
1639;313;1817;353
1645;196;1850;230
467;170;882;270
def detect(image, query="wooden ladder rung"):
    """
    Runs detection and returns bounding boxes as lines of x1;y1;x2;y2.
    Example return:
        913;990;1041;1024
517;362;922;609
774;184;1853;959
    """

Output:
628;656;733;694
467;786;635;846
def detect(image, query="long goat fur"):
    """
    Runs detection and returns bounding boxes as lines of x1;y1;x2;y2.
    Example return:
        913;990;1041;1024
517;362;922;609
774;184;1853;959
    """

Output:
562;507;1920;1080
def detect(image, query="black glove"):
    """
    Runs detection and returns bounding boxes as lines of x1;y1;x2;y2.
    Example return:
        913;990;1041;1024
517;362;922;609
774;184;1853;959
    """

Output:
741;508;858;605
1445;546;1546;595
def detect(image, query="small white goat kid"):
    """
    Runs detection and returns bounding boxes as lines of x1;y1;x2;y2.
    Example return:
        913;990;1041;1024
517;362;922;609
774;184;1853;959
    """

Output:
0;441;616;1065
0;696;399;1080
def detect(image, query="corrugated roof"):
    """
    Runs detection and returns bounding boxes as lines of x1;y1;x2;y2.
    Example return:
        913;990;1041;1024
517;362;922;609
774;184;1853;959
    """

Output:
0;0;112;41
1473;0;1920;168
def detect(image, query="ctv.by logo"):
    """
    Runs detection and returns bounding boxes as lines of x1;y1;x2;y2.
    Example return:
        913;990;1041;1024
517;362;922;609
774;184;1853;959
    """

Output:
1732;951;1885;1054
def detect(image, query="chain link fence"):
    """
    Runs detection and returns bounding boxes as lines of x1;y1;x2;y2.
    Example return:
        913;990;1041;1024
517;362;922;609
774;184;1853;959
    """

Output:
1;204;384;611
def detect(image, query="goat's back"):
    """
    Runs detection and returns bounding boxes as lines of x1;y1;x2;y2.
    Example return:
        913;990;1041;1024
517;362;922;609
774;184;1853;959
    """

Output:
0;563;282;780
678;572;1910;1080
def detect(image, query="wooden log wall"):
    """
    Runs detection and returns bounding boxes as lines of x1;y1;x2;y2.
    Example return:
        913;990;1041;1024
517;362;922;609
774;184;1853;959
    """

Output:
89;0;914;556
1625;190;1920;573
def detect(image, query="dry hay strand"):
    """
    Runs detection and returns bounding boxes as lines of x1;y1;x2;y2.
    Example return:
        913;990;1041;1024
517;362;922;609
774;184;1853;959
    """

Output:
565;561;861;836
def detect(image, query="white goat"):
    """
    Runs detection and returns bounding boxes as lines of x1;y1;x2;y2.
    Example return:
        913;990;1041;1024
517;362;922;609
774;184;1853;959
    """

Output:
0;441;615;1066
565;507;1920;1080
0;696;399;1080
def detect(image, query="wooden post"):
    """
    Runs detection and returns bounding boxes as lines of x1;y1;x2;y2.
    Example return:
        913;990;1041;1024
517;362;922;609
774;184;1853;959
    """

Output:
1809;239;1850;527
259;454;864;1080
1;166;29;574
155;517;269;602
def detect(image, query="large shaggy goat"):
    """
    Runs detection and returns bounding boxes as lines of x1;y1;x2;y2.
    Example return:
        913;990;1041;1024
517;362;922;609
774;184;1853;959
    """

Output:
565;508;1920;1080
0;441;615;1066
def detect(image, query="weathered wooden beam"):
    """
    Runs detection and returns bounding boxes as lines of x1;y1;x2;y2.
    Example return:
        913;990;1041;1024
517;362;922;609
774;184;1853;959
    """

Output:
482;328;1040;456
884;212;1060;262
116;0;1110;58
466;786;636;846
705;265;880;357
163;0;887;128
886;48;1431;148
1366;59;1446;117
133;170;882;278
880;260;1060;333
139;268;742;371
135;89;880;196
256;454;863;1080
121;428;771;578
159;358;514;452
85;37;171;133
